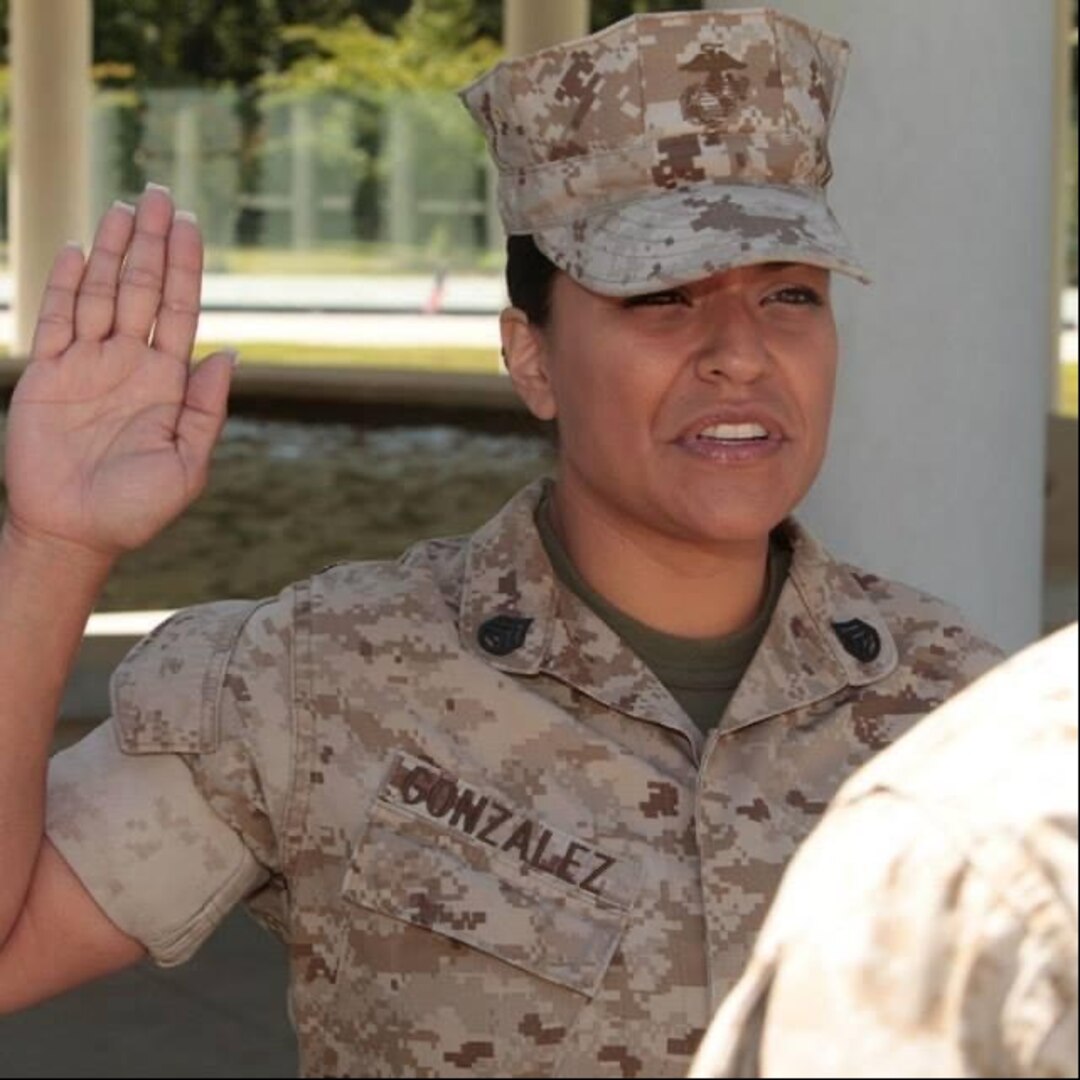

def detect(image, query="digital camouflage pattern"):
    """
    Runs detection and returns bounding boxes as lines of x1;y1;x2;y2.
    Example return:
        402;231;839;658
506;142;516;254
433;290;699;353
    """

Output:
460;8;869;295
46;480;1002;1078
691;623;1078;1079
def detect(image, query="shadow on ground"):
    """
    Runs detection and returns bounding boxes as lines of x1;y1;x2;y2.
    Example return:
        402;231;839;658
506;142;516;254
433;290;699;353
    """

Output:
0;911;296;1079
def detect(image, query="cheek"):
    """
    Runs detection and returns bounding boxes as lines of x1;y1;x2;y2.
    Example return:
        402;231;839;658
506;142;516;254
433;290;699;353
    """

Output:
789;342;838;440
557;370;671;466
547;334;658;445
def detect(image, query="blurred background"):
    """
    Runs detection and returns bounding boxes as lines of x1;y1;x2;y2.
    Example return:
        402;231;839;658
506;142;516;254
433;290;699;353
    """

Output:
0;2;1076;1075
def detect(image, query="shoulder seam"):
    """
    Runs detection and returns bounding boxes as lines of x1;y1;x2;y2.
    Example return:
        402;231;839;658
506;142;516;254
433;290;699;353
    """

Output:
280;577;312;879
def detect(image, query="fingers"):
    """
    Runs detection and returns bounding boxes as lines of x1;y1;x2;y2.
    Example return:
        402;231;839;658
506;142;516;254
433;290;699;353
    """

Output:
31;243;85;360
176;351;236;487
73;200;136;341
114;184;174;341
70;185;202;358
150;211;203;363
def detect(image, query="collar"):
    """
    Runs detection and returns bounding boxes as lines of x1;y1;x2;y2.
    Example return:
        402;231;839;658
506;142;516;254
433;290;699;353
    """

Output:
457;479;898;746
718;519;899;737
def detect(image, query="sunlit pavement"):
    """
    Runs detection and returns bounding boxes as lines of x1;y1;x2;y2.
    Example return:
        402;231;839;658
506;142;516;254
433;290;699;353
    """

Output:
0;272;507;353
197;310;501;348
0;307;503;352
0;271;507;314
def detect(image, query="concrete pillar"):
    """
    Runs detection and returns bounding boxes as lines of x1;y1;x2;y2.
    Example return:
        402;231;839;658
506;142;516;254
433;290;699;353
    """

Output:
504;0;589;57
702;1;1055;652
8;0;92;357
496;1;589;253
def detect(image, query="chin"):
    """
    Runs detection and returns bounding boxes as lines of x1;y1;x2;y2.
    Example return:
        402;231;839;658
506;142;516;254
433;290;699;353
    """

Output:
656;505;787;547
655;488;795;546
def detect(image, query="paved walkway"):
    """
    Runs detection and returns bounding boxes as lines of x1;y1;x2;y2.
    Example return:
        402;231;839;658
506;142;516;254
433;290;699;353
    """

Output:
0;271;507;314
1;272;507;353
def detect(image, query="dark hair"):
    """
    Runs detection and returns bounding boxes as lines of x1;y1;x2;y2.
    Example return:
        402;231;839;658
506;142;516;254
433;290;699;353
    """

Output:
505;234;559;327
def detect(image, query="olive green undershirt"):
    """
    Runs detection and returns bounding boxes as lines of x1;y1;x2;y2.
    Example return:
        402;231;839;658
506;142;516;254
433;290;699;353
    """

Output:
536;496;792;735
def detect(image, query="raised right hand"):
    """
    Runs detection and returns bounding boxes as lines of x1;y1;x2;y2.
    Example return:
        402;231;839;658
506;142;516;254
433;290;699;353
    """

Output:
2;185;235;561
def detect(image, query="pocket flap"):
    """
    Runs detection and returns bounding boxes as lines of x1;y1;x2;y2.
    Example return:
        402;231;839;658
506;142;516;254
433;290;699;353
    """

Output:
343;753;643;997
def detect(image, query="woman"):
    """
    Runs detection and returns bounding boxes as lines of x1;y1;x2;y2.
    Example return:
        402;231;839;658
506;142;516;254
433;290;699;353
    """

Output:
0;9;1001;1077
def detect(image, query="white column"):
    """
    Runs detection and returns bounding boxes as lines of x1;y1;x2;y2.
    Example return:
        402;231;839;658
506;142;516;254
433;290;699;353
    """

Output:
8;0;92;357
497;2;589;266
706;0;1055;652
504;0;589;56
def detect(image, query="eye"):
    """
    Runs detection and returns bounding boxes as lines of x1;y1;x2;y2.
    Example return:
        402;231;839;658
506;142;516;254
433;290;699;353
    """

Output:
765;285;824;307
622;288;691;308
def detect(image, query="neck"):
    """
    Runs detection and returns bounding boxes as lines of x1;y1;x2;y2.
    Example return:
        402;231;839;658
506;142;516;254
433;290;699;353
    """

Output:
549;481;771;640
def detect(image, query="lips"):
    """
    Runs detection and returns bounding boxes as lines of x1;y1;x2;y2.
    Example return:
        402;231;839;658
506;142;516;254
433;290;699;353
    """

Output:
671;408;787;464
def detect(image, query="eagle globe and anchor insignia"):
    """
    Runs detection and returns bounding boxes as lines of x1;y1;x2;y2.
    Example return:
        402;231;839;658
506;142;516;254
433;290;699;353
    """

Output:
679;44;751;127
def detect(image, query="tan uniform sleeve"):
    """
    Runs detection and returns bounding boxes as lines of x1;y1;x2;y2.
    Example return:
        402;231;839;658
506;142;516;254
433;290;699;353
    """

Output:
692;793;1079;1078
45;592;299;967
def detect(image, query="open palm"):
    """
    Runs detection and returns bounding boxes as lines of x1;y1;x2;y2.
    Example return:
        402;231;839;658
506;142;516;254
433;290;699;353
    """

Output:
4;187;234;558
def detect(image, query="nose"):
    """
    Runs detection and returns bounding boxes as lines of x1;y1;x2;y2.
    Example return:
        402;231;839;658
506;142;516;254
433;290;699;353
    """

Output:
690;296;770;384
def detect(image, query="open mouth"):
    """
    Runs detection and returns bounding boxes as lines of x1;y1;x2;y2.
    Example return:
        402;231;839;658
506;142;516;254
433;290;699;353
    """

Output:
694;422;773;445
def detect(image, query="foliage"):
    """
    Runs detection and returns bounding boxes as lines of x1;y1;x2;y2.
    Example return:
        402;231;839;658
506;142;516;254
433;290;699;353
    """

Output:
265;0;500;95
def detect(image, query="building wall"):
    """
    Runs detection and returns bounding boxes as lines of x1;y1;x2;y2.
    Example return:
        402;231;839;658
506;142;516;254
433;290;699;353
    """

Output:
707;0;1057;652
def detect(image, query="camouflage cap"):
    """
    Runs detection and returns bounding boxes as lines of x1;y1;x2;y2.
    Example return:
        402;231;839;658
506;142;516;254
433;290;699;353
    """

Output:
460;8;869;296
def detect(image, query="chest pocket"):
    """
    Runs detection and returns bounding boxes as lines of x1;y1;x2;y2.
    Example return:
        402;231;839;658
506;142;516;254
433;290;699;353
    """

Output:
344;752;642;997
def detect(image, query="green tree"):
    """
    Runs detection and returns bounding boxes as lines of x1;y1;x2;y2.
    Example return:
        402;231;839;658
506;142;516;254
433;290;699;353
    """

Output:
267;0;499;94
265;1;500;259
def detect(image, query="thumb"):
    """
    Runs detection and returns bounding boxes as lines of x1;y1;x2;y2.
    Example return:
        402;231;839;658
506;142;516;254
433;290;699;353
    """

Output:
176;350;236;485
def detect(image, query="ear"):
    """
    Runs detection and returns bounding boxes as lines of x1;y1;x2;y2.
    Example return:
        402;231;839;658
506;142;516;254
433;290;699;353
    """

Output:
500;307;557;422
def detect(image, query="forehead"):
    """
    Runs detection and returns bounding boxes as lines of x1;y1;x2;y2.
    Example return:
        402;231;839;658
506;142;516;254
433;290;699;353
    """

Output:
555;261;831;303
682;262;832;292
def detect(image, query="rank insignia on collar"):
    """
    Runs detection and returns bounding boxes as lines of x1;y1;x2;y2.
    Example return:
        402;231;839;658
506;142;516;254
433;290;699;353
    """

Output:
832;618;882;663
478;615;534;657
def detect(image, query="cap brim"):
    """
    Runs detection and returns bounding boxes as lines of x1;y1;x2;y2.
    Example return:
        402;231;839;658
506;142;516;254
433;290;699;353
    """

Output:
532;181;871;297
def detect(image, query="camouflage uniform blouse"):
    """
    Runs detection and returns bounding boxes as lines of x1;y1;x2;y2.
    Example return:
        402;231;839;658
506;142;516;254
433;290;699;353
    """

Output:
46;479;1002;1077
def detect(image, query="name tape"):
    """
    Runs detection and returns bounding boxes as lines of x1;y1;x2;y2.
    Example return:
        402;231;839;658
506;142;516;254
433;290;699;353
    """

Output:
379;753;638;909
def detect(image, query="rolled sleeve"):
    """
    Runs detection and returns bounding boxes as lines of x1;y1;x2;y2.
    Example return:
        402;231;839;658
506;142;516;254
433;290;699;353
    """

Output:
44;592;300;967
46;722;267;966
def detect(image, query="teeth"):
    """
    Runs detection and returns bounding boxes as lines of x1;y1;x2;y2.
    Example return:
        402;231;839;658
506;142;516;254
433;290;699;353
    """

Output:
698;423;769;441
